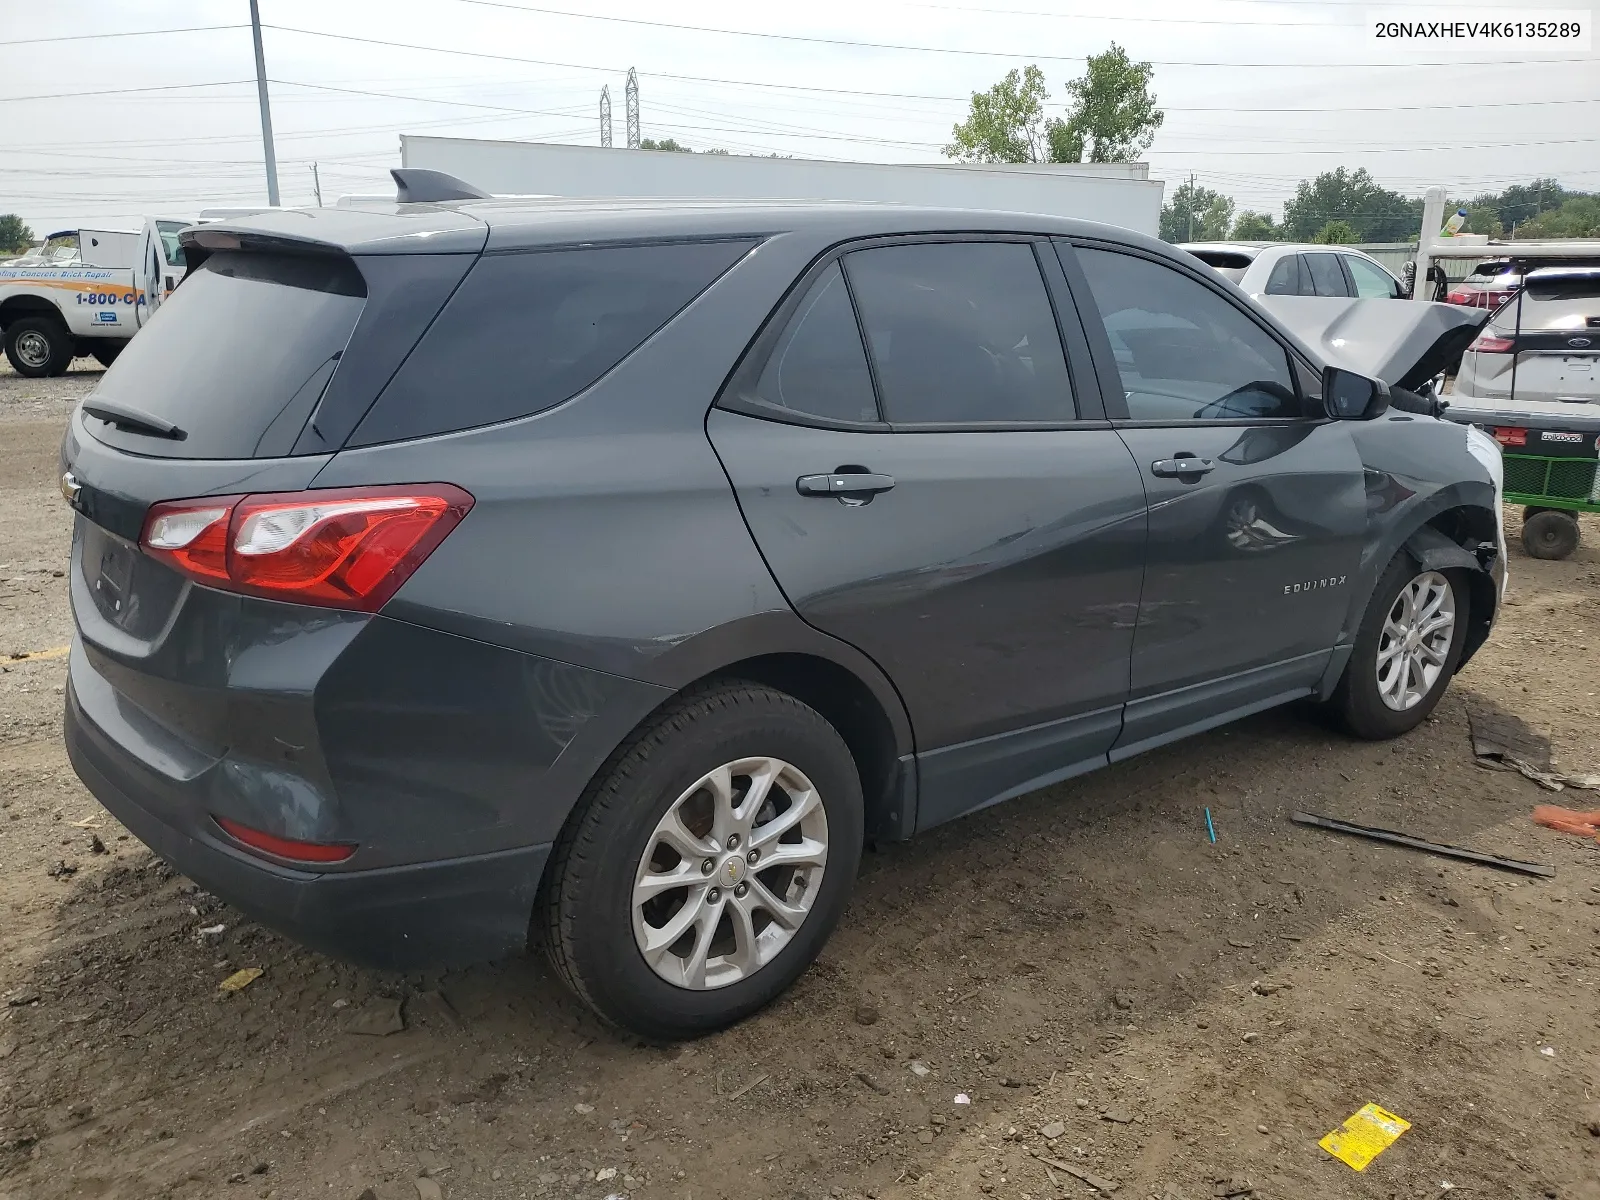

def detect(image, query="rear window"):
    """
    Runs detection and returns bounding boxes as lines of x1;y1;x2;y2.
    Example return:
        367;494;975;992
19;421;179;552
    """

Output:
83;251;365;459
1525;275;1600;302
1187;250;1253;271
350;239;755;445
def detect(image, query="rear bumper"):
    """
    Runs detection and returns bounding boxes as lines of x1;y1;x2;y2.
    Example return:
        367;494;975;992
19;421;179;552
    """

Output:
66;676;548;969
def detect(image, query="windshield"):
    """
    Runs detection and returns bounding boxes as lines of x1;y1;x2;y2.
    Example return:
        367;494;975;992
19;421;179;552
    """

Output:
41;233;79;263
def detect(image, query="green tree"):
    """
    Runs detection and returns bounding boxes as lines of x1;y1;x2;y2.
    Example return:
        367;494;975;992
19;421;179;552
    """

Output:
1492;178;1571;232
1059;42;1164;163
1230;211;1279;241
944;64;1065;163
638;137;692;152
1282;168;1418;242
0;214;33;253
1313;219;1358;244
1159;181;1235;243
1514;195;1600;238
945;47;1163;165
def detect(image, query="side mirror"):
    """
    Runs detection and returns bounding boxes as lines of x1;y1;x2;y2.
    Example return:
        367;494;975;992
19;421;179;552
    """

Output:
1324;367;1391;420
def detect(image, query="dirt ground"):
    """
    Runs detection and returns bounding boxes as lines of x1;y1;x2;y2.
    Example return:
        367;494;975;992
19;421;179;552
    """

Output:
2;360;1597;1200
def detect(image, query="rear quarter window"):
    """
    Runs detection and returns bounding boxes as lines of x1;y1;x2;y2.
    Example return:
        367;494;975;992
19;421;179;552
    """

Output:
350;239;755;445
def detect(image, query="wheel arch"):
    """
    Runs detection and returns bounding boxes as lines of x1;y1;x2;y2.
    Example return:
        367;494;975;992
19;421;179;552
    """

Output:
638;613;917;844
0;294;70;331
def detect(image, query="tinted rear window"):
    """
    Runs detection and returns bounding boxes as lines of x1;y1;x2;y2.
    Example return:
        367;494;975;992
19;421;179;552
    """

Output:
1525;275;1600;302
82;251;365;459
1187;250;1253;270
351;239;755;445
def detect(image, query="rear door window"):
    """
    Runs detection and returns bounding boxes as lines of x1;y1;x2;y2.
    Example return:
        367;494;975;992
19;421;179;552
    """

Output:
1304;252;1351;297
843;240;1076;424
352;239;754;445
81;251;366;459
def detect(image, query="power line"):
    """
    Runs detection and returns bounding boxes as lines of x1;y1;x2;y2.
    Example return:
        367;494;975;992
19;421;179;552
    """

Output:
273;79;592;119
436;0;1592;66
0;79;254;104
257;26;1600;114
1;24;249;47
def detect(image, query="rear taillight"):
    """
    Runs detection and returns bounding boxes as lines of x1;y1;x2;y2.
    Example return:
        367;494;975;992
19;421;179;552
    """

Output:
1447;289;1474;306
1469;333;1515;354
214;815;356;863
1492;426;1527;447
140;484;473;611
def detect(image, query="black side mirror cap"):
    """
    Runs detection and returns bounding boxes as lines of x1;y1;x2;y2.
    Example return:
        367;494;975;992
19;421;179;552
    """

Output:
1323;367;1391;421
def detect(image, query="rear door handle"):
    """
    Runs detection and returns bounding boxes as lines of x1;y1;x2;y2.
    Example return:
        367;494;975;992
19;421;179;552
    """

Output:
797;472;896;497
1150;457;1216;479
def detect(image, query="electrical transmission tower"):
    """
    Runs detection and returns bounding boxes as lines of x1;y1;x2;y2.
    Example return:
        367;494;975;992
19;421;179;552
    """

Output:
600;86;612;148
625;67;640;149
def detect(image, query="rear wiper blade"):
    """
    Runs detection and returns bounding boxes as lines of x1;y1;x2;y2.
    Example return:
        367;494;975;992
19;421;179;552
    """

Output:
81;400;187;441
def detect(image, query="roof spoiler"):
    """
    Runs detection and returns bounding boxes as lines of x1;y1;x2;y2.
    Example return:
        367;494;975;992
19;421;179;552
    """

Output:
390;168;492;204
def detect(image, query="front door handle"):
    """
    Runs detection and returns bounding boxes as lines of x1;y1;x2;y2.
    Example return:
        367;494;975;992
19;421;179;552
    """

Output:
1150;457;1216;479
797;472;896;498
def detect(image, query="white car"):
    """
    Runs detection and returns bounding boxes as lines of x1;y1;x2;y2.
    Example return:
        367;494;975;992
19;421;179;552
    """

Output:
1180;242;1406;301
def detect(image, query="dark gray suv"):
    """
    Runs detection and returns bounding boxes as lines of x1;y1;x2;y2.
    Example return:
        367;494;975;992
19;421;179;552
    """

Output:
61;179;1506;1039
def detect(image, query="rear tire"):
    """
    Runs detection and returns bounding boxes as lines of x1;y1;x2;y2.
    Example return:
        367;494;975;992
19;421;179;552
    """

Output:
89;342;123;369
541;681;863;1041
1329;554;1469;740
4;316;73;378
1522;510;1579;560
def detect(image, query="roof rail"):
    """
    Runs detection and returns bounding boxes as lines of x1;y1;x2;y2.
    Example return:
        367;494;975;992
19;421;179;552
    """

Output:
390;168;492;204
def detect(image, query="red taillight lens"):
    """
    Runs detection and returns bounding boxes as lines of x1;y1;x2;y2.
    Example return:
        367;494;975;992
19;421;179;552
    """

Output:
1492;426;1527;447
1447;289;1473;305
1470;333;1515;354
140;484;473;611
214;815;356;863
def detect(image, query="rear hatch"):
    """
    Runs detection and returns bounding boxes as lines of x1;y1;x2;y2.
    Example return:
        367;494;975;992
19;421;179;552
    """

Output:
1496;269;1600;405
63;207;486;797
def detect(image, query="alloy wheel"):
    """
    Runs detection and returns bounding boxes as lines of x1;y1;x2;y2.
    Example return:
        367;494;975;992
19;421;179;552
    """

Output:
632;756;828;990
1375;570;1456;712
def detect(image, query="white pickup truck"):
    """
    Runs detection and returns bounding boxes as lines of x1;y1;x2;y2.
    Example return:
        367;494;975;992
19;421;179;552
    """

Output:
0;217;189;376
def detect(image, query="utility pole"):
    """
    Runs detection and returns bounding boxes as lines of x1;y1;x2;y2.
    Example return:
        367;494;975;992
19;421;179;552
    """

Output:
600;86;612;148
1187;173;1196;241
248;0;279;206
310;162;322;206
625;67;640;150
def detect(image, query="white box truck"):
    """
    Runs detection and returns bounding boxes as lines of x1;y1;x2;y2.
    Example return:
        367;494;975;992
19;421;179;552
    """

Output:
399;136;1164;236
0;217;190;376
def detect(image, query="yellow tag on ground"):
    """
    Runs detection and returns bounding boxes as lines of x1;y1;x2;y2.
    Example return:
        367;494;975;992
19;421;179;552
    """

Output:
218;967;263;994
1319;1104;1410;1170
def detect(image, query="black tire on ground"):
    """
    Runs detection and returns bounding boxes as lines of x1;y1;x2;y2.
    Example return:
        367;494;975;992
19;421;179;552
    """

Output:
541;681;864;1040
3;316;74;378
1522;505;1554;522
1522;510;1580;561
1328;553;1470;741
89;342;123;369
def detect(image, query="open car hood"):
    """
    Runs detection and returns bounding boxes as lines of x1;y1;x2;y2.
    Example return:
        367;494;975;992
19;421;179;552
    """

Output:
1257;296;1488;392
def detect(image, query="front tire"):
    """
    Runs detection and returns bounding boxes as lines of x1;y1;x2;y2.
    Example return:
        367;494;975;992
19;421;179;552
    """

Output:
4;316;73;378
541;682;864;1040
1330;555;1468;740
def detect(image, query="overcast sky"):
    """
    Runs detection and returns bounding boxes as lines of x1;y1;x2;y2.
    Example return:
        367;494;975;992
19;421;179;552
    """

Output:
2;0;1595;233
